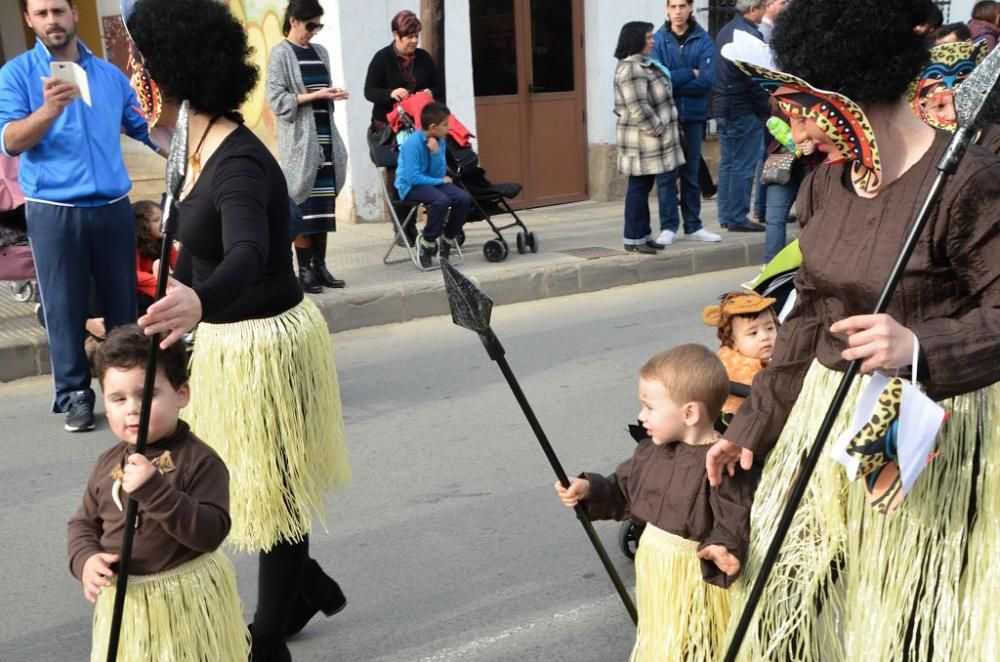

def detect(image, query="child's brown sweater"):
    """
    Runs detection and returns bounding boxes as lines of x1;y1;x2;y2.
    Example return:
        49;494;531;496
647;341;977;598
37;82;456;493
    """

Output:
67;421;230;579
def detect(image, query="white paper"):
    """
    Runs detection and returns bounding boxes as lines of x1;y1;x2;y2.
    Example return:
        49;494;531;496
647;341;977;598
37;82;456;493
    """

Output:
829;373;946;500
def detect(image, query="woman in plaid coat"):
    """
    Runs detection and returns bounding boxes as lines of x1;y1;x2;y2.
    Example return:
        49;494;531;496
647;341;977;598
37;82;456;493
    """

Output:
614;21;685;254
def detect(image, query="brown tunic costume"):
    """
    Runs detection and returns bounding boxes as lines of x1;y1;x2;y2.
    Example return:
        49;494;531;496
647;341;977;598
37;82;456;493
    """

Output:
728;132;1000;457
67;421;230;579
583;434;755;588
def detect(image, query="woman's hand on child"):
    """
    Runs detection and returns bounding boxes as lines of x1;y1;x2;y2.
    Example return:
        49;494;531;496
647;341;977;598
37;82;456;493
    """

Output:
122;453;157;494
554;477;590;507
138;261;202;350
391;87;410;102
706;438;754;487
830;314;916;374
697;545;741;577
81;552;119;603
427;137;440;153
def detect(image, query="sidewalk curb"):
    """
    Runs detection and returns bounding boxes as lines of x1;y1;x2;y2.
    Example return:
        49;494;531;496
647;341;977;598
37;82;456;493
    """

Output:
0;239;763;383
317;239;763;333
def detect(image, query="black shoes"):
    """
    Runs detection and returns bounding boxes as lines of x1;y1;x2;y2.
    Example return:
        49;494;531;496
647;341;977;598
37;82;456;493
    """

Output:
285;559;347;637
417;236;437;268
248;625;291;662
624;243;658;255
645;239;666;250
297;265;323;294
64;390;95;432
439;236;458;262
727;221;766;233
311;262;346;289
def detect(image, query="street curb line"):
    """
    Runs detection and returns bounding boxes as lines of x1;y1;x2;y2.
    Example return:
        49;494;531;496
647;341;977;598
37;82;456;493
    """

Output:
0;239;763;383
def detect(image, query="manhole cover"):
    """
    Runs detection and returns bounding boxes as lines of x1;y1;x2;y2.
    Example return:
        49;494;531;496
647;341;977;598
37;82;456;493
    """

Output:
558;247;628;260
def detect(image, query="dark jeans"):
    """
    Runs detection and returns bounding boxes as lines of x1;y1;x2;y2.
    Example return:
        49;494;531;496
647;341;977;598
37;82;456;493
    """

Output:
624;174;656;244
26;198;137;412
404;183;473;241
764;167;805;262
717;114;765;228
657;121;706;234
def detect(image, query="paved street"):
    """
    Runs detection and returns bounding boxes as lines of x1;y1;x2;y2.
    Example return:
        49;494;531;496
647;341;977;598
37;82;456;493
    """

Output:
0;267;755;661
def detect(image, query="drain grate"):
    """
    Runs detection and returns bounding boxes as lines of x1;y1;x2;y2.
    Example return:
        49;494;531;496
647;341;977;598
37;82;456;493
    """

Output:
558;247;628;260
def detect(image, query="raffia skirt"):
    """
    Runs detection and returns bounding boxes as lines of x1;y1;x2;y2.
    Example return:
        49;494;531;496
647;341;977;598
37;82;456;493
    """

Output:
186;298;352;552
630;524;731;661
90;552;248;662
726;360;1000;661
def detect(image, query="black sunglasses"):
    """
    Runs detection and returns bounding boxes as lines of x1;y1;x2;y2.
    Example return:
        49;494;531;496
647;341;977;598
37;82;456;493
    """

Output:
305;21;324;32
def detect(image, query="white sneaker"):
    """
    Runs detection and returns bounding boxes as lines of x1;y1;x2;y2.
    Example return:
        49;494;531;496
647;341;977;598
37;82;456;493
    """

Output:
655;229;676;245
686;228;722;242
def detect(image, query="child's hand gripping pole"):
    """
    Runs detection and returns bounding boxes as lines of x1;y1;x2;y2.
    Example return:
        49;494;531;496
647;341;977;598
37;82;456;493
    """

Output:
442;261;638;625
104;101;190;662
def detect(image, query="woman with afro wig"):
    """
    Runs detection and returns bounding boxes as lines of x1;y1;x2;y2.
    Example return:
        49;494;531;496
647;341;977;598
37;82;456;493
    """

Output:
128;0;351;659
707;0;1000;659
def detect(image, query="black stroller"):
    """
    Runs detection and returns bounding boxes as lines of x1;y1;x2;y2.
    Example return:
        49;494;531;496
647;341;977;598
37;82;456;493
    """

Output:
368;102;537;266
444;136;537;262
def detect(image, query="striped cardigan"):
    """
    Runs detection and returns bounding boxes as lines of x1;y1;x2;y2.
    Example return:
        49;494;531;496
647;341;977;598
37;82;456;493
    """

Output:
613;54;685;176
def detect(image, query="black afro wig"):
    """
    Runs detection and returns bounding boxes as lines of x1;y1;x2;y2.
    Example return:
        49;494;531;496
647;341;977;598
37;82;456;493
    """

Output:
127;0;259;115
770;0;935;105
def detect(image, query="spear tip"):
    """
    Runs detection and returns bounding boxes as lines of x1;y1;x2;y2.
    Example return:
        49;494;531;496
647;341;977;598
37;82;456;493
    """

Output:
441;259;493;335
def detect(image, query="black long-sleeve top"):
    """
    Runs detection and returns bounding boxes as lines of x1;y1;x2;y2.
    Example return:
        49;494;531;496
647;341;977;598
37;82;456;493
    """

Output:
174;124;302;323
364;44;443;125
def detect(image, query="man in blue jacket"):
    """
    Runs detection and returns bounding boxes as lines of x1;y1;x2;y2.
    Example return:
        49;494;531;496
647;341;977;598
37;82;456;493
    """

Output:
651;0;721;246
0;0;161;431
711;0;769;233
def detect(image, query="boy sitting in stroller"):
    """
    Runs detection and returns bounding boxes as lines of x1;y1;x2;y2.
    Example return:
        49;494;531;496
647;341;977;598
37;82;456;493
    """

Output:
394;102;472;268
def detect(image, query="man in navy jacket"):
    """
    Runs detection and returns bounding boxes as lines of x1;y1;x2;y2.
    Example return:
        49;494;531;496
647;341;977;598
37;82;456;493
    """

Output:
651;0;721;245
711;0;769;233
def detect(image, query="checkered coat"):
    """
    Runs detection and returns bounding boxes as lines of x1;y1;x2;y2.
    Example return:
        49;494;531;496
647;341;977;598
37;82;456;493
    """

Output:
613;55;685;176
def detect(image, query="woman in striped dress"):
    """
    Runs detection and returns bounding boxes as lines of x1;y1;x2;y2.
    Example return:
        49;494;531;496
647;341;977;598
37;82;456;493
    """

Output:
267;0;349;293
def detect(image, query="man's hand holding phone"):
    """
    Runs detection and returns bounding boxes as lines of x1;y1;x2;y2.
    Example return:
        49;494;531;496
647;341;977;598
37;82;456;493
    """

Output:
40;77;79;120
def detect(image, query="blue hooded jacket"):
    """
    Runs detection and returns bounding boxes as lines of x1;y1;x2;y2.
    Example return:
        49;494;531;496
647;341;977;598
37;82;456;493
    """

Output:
651;20;715;123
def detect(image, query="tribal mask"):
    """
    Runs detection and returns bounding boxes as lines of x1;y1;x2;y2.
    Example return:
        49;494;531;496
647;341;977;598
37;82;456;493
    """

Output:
120;0;162;127
907;41;987;131
722;32;881;197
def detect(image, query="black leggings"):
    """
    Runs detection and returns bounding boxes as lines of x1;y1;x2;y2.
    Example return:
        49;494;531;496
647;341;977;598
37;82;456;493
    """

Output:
253;535;310;635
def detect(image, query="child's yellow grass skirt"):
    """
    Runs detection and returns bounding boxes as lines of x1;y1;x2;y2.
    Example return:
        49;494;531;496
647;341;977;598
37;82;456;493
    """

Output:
187;298;352;552
726;360;1000;661
91;551;248;662
630;524;731;662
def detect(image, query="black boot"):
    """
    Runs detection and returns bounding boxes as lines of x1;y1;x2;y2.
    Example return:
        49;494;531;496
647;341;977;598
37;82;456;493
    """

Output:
284;559;347;637
310;234;345;288
248;625;292;662
295;246;322;294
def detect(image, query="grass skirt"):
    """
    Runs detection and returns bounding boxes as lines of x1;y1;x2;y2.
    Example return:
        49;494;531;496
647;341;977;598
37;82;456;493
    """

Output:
90;551;249;662
187;298;351;552
726;360;1000;661
630;524;731;661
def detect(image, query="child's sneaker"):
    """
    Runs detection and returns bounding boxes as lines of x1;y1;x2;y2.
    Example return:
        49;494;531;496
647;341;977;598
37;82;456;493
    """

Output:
417;235;437;268
439;235;458;262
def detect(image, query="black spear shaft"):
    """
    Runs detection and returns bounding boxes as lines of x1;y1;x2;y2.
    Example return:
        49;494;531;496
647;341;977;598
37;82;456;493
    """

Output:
723;42;1000;658
441;261;637;624
105;101;189;662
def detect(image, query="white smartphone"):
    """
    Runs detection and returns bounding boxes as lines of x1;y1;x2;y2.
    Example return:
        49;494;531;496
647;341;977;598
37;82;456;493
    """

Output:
49;61;92;106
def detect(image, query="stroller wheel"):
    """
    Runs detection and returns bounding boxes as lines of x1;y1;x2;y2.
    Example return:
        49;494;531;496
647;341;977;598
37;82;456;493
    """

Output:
618;521;644;560
516;231;526;254
483;238;508;262
456;229;466;247
7;280;35;303
525;231;538;253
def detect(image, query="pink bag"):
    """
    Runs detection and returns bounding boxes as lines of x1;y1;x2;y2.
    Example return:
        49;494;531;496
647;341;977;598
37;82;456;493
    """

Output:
0;244;36;281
